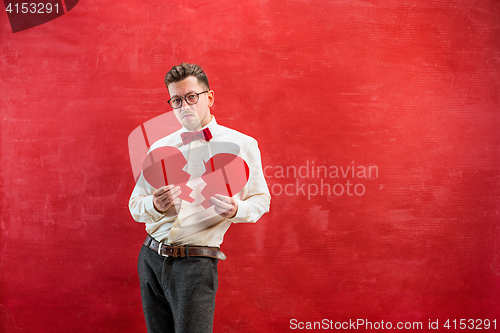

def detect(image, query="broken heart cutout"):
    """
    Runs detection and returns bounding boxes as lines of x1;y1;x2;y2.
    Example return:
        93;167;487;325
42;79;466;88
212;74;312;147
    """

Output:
142;146;193;203
142;146;249;208
201;153;250;209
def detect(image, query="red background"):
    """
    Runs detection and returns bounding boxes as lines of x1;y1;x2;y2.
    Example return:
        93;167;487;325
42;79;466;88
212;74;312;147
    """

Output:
1;0;499;332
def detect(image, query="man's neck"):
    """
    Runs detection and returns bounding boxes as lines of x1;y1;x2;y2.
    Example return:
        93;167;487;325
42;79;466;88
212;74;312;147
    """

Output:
185;115;214;132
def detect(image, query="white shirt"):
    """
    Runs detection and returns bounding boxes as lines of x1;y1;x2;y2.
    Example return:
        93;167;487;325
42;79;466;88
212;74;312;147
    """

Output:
129;116;271;247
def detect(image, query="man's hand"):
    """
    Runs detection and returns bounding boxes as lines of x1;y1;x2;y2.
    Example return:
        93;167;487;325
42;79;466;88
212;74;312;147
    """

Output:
153;185;181;213
211;194;238;219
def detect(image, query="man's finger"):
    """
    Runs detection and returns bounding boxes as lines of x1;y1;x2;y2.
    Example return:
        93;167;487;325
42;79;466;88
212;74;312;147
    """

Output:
214;194;232;203
210;196;232;210
154;186;168;196
171;189;181;200
154;185;178;197
213;203;230;214
169;186;181;196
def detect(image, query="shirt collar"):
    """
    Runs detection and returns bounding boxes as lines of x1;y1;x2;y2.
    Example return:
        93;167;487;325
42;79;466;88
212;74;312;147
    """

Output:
176;115;218;145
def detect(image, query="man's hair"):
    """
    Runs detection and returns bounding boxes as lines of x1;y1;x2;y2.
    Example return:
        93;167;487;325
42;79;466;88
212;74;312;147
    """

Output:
164;63;210;90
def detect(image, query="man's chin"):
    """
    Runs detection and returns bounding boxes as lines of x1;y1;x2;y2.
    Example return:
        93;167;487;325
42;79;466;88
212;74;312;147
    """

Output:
182;118;202;131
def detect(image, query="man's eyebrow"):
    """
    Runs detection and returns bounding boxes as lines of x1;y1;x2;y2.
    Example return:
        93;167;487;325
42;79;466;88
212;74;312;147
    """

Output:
171;91;197;98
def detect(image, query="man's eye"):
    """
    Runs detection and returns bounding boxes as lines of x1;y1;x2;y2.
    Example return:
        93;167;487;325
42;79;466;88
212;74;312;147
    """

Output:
171;98;181;104
186;94;198;101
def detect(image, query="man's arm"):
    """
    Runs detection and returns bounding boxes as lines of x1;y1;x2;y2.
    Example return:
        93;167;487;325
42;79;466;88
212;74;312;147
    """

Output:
211;138;271;223
129;173;179;223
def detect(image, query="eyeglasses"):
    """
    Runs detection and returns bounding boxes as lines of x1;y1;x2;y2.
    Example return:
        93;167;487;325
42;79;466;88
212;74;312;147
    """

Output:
167;91;209;109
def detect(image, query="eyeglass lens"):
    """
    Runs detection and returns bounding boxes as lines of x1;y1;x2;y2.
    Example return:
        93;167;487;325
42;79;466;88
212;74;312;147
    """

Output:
169;92;207;108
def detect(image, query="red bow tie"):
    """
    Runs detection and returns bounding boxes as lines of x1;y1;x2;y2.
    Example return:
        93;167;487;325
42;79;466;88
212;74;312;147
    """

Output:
181;128;213;145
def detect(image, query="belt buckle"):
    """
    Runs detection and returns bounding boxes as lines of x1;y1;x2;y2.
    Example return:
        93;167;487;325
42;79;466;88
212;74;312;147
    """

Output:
157;242;169;257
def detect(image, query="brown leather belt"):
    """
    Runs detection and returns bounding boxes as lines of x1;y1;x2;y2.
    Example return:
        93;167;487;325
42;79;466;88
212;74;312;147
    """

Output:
144;235;226;261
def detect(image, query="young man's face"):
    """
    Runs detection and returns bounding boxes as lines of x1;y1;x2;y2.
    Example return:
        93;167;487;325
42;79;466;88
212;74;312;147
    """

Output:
167;76;214;131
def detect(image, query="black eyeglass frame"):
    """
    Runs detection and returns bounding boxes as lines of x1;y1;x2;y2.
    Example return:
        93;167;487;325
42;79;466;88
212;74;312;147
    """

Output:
167;91;209;109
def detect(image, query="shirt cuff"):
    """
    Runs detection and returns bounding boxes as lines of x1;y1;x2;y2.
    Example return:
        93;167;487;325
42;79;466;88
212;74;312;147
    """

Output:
228;200;251;223
145;195;165;221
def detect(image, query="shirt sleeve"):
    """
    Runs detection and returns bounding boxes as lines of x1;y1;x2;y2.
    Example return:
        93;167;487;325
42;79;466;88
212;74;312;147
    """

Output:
129;172;176;223
229;138;271;223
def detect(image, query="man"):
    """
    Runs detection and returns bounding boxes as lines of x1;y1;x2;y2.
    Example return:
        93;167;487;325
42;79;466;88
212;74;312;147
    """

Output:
129;63;271;333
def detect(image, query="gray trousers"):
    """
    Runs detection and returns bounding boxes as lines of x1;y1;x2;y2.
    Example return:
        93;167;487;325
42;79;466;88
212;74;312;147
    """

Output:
137;245;219;333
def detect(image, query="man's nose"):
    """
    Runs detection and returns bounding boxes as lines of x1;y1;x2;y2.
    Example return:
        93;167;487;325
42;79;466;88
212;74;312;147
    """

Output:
180;97;191;110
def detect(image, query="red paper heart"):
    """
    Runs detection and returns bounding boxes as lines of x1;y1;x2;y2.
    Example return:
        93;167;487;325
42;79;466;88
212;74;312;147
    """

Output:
141;147;249;208
5;0;79;33
142;146;193;203
201;153;249;209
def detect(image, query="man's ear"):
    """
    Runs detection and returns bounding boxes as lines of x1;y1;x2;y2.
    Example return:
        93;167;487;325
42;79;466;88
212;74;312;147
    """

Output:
208;90;215;107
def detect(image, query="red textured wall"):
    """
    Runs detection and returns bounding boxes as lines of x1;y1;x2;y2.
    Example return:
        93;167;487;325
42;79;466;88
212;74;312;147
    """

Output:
1;1;499;332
